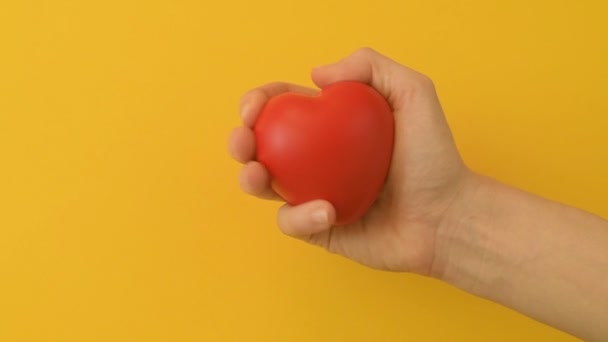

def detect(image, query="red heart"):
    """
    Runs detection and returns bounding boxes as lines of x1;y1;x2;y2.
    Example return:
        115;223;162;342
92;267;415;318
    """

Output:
254;81;394;225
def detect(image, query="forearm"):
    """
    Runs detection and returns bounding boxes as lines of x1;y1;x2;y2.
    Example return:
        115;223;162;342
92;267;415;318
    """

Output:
433;173;608;341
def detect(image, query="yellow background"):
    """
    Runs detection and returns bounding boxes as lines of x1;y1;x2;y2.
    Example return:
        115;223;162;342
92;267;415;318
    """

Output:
1;0;606;340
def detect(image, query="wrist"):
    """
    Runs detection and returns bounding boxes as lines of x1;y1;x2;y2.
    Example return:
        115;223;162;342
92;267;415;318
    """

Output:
430;171;499;293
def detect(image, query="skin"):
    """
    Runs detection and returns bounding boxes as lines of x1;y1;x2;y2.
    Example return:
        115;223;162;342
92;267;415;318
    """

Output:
228;48;608;341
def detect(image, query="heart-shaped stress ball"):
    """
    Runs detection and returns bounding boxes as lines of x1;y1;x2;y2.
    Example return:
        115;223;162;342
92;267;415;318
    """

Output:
254;81;395;226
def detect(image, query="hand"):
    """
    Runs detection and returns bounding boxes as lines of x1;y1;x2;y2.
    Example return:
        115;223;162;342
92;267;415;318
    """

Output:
230;48;608;340
229;48;472;275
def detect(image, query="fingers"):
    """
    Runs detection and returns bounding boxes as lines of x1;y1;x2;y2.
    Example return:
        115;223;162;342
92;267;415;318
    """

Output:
240;82;318;128
277;200;336;239
234;83;316;201
234;83;317;161
310;47;434;108
239;161;281;201
228;127;255;163
229;128;279;200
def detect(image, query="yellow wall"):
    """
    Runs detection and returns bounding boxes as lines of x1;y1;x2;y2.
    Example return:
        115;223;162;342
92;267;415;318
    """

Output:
1;0;606;340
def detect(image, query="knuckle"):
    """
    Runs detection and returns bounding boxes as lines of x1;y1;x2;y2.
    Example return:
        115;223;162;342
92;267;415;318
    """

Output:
356;46;375;54
353;47;378;59
400;71;435;93
352;46;378;59
415;73;435;91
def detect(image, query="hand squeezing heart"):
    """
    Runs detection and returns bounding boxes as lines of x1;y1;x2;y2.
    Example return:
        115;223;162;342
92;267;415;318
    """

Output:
254;81;395;225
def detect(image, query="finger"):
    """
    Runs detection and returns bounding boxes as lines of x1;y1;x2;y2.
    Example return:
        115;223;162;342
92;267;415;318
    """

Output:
228;127;256;163
239;161;281;201
277;200;336;239
310;47;433;108
239;82;319;128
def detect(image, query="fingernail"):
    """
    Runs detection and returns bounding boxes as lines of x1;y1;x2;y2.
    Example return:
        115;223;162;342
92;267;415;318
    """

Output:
311;209;328;225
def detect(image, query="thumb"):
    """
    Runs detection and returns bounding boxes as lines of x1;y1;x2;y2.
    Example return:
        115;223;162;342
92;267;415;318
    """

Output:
277;200;336;239
311;47;430;108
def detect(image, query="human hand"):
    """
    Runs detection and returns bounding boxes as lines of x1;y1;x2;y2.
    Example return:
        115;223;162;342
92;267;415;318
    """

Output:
229;48;472;275
230;48;608;341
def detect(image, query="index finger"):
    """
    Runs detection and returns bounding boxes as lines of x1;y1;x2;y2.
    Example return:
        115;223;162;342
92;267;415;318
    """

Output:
239;82;318;128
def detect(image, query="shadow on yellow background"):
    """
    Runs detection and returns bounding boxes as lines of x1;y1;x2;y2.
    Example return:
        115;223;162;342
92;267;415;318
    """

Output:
1;0;606;341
